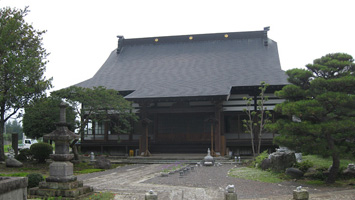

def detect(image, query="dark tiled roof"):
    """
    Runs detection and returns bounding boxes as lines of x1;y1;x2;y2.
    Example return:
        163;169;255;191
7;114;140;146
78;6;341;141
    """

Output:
75;30;288;99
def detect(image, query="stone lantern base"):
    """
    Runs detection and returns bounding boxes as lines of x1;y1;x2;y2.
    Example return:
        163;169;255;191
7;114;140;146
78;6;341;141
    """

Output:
28;180;93;199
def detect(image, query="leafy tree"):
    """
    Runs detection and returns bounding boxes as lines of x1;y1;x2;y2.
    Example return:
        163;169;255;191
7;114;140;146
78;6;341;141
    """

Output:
23;96;77;139
243;82;272;156
0;7;52;161
52;86;138;160
4;120;23;141
268;53;355;184
5;120;23;134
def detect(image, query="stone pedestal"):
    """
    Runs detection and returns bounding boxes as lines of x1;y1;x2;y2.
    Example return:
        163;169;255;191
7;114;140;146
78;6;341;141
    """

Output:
46;161;76;182
29;180;93;199
28;103;93;199
225;185;237;200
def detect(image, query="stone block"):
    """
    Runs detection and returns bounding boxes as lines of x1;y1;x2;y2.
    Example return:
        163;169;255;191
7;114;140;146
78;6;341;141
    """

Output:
225;192;238;200
0;177;27;200
47;161;77;182
286;168;304;179
39;180;83;190
5;158;23;168
269;151;296;172
293;189;309;200
32;185;93;199
94;156;111;169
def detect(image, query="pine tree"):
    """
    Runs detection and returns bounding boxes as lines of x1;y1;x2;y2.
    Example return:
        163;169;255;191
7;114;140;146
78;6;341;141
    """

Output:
269;53;355;184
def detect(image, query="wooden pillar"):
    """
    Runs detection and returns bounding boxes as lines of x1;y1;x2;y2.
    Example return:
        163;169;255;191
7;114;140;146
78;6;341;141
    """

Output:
153;114;158;142
104;120;109;141
214;101;223;156
142;118;152;156
139;102;152;156
206;116;218;157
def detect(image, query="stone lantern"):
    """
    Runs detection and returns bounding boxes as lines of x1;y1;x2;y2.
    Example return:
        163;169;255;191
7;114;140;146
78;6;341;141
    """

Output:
45;102;79;182
29;102;93;199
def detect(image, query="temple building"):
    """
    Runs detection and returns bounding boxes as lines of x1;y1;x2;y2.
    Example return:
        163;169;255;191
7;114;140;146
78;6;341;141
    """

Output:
75;27;288;156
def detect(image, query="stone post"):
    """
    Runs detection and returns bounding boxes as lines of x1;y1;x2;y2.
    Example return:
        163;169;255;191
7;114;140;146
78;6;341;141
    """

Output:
293;186;309;200
225;185;237;200
11;133;18;156
145;190;157;200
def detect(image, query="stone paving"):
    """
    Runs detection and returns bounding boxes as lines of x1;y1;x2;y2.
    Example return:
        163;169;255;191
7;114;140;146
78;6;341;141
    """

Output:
77;164;355;200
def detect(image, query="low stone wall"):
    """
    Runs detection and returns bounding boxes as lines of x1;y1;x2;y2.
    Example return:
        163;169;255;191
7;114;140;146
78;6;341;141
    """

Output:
0;177;28;200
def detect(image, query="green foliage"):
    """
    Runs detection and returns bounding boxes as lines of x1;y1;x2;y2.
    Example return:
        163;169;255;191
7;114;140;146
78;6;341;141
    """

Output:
84;191;115;200
4;144;11;153
23;96;77;139
270;53;355;183
294;160;314;173
30;142;53;163
52;86;138;138
16;148;33;161
26;173;44;188
253;150;269;168
0;6;52;161
0;172;29;177
75;168;105;174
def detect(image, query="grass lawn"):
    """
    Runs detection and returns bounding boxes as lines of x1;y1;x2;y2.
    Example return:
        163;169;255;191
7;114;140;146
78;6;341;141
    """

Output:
229;154;355;187
229;167;284;183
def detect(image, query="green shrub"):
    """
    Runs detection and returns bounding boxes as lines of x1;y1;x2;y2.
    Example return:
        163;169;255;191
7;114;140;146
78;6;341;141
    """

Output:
253;150;269;168
294;160;314;173
16;148;33;161
30;142;53;163
27;173;44;188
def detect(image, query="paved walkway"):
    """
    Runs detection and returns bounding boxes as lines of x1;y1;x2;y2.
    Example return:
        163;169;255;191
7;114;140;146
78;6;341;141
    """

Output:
77;164;355;200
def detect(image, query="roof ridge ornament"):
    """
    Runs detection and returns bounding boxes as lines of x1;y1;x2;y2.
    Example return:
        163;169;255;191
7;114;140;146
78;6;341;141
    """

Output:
263;26;270;46
117;35;124;54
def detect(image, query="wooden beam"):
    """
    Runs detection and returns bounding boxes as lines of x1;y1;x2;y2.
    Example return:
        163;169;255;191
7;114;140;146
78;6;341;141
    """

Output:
146;107;214;114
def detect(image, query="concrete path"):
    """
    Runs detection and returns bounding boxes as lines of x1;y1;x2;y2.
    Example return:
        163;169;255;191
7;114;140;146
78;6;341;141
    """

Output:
79;164;223;200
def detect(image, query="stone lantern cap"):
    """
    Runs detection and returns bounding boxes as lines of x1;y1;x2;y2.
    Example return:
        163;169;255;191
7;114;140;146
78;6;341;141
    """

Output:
43;102;79;142
43;127;79;142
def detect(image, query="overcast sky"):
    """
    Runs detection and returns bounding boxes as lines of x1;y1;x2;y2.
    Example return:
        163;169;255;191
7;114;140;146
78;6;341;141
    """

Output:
1;0;355;92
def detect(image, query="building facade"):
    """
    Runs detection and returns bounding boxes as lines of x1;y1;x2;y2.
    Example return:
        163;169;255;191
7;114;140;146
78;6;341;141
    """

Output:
75;28;289;156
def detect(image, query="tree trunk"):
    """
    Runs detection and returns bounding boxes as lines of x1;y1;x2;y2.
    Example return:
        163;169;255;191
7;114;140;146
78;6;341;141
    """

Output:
326;133;339;184
326;152;340;184
70;139;80;161
0;126;5;161
0;107;5;161
250;130;255;157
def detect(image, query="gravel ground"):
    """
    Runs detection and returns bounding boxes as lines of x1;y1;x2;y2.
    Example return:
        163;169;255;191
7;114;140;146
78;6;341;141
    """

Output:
143;164;354;199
